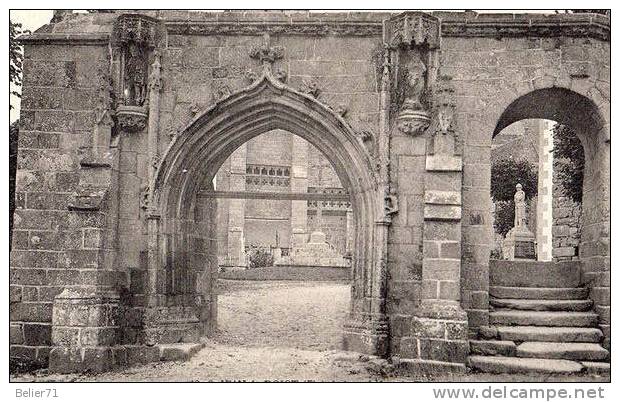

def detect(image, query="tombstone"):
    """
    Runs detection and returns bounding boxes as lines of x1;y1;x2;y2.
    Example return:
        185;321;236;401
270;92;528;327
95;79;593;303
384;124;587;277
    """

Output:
503;184;537;260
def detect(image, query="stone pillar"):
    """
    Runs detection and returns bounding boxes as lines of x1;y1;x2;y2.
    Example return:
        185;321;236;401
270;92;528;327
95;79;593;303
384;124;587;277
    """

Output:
290;136;309;250
345;208;354;254
536;120;554;261
226;144;247;267
49;289;121;373
407;117;469;373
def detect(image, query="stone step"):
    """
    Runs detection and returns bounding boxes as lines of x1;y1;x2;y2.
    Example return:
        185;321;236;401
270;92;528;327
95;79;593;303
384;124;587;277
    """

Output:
490;260;581;288
470;340;516;357
517;342;609;362
490;286;589;300
490;298;592;312
489;310;598;327
158;343;203;361
496;326;603;343
469;355;583;374
581;361;611;375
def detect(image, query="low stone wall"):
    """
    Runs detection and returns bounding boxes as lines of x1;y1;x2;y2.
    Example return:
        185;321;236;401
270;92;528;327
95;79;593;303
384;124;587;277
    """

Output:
552;182;582;261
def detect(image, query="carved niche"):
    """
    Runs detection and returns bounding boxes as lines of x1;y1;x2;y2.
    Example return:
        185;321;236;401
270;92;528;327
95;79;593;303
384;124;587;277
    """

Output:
385;12;441;137
113;14;161;133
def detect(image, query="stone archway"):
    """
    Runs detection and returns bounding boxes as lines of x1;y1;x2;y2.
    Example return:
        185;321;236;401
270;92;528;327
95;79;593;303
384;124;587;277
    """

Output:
148;67;389;355
489;87;610;348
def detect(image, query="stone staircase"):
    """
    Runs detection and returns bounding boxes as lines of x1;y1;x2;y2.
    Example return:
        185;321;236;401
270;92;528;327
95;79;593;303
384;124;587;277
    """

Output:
468;261;610;375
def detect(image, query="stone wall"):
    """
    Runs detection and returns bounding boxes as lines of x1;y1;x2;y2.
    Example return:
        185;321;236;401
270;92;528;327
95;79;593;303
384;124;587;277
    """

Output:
552;179;582;261
10;39;117;368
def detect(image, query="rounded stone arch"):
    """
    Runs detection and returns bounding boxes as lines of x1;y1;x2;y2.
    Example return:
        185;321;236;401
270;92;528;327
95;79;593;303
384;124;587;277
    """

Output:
492;87;608;152
149;71;385;350
488;86;610;346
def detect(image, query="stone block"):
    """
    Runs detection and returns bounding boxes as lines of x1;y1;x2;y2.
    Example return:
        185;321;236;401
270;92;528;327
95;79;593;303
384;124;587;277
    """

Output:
424;205;462;221
126;345;161;365
439;280;460;300
420;339;469;363
51;327;80;346
23;323;51;346
411;316;446;338
10;324;24;344
398;337;419;359
423;259;460;281
470;340;516;356
424;190;461;205
426;155;462;172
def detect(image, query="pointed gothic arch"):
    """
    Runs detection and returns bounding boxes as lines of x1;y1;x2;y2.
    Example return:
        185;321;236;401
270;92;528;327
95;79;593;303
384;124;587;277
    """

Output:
148;69;389;355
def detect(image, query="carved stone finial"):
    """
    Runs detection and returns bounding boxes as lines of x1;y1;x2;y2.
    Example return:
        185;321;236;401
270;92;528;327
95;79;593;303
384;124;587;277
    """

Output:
249;33;284;70
213;82;232;102
147;50;162;92
384;190;399;219
245;69;259;84
274;68;288;83
381;46;391;92
299;79;321;98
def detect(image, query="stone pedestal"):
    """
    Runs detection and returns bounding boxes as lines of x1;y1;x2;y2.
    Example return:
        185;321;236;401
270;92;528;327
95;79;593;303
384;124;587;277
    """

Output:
504;227;537;260
49;288;121;373
284;230;349;267
343;318;389;357
226;227;246;268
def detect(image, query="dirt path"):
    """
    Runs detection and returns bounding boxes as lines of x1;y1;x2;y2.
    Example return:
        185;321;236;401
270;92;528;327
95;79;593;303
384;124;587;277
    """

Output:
214;280;350;350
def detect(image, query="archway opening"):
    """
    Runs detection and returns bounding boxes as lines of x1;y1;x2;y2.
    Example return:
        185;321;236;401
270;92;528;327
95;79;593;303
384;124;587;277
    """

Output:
209;129;356;350
483;87;609;349
489;119;585;262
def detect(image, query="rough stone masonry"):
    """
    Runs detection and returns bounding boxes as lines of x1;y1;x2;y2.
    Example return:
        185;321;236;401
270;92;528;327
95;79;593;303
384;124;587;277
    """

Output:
10;10;610;374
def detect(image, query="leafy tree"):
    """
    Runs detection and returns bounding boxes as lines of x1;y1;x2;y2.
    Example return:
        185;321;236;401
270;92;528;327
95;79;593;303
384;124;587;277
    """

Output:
10;20;28;109
491;159;538;202
553;123;584;203
10;19;28;244
9;122;19;245
491;159;538;237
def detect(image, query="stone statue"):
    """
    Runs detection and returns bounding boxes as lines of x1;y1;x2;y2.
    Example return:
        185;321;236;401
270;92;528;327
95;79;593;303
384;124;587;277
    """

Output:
405;54;427;110
124;42;147;106
514;183;527;229
503;183;536;260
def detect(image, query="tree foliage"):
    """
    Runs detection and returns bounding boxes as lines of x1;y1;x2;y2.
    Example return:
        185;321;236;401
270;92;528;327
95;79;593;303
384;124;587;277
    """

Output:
10;20;29;109
10;121;19;245
491;159;537;237
494;200;516;237
553;123;584;203
490;159;538;202
246;246;274;269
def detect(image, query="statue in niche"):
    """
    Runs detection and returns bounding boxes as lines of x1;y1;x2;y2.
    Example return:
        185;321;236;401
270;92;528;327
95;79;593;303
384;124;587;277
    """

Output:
403;53;427;110
124;42;148;106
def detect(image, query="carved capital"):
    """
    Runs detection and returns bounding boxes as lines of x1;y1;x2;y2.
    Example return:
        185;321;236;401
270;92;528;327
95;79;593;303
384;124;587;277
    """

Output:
68;187;107;211
116;105;148;133
386;12;440;49
396;106;431;136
